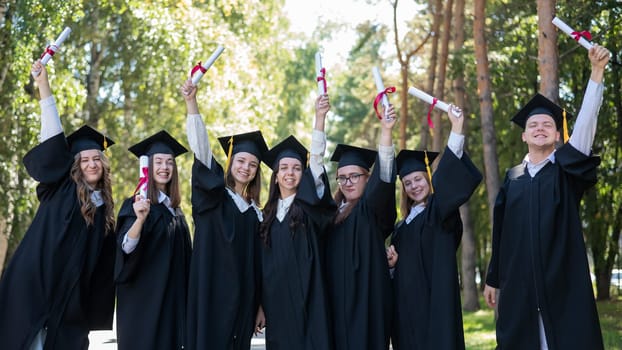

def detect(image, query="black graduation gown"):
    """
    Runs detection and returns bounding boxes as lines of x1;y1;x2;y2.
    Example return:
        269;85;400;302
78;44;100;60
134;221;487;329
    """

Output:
114;195;192;350
261;168;336;350
0;133;115;350
390;148;482;350
486;144;604;350
186;157;261;350
323;155;396;350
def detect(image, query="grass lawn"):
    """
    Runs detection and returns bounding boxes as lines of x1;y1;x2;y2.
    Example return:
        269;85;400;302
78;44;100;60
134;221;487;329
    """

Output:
462;296;622;349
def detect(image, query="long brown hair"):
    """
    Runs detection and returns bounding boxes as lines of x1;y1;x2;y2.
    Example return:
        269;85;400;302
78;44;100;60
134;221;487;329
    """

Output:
70;150;115;234
225;153;262;204
399;172;431;219
333;168;369;224
146;154;181;208
260;171;305;246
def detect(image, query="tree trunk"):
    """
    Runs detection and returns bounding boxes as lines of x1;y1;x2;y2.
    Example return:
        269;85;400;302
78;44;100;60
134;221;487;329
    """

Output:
432;0;452;152
418;0;442;150
453;0;480;312
536;0;558;100
473;0;500;231
84;5;105;126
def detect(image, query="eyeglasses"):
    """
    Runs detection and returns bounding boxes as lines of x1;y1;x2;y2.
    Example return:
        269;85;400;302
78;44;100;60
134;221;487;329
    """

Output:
336;173;365;185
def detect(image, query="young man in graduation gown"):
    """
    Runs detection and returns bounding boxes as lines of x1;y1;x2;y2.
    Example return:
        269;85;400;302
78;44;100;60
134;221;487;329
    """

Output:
0;61;116;350
389;105;482;350
114;131;192;350
181;80;268;350
484;45;610;350
259;94;336;349
324;104;397;350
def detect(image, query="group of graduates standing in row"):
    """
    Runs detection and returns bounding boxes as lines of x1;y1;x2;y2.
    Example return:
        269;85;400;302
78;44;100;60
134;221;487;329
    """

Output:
0;44;611;350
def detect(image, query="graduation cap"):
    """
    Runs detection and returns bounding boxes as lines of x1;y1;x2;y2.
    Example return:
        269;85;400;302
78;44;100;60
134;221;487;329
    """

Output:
396;149;439;193
330;144;377;170
128;130;188;158
66;125;115;155
262;135;308;171
511;93;572;143
217;130;269;170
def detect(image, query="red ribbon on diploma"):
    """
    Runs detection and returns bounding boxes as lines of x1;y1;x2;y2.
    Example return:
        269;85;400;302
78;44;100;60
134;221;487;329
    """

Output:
373;86;396;119
133;167;148;195
190;61;207;77
427;98;437;129
40;45;57;59
317;67;327;93
571;30;592;42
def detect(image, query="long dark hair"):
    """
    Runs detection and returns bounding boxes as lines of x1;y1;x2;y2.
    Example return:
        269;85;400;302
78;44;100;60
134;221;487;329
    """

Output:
70;150;115;234
225;153;262;204
146;154;181;208
260;171;305;246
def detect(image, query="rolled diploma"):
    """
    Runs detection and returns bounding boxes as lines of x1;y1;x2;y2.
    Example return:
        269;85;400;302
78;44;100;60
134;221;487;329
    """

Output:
315;52;326;95
552;17;593;50
138;155;149;198
40;27;72;65
408;87;450;113
191;45;225;85
372;67;390;112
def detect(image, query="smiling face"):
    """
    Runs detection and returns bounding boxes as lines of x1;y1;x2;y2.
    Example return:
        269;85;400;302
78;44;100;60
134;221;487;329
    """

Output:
152;153;175;190
79;149;103;187
522;114;560;151
275;157;303;198
401;170;430;205
336;165;369;202
230;151;260;187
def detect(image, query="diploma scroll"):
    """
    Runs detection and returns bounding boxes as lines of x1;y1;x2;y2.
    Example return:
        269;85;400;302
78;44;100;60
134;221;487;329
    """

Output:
33;27;72;76
552;17;594;50
136;155;149;199
315;52;327;95
191;45;225;86
372;67;396;120
407;87;450;113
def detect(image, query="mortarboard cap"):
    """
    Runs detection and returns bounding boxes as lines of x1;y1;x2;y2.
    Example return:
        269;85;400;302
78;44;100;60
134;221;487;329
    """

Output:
511;93;573;130
66;125;115;155
396;149;439;178
217;130;269;162
262;135;308;171
330;144;377;170
128;130;188;158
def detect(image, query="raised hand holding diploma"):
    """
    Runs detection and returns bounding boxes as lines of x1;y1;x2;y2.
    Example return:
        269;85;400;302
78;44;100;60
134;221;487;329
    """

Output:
33;27;71;77
190;45;225;86
315;51;327;96
372;66;396;120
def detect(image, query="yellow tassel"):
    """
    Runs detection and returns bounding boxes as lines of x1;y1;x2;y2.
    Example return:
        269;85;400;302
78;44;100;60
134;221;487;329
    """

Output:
225;136;234;173
562;109;569;143
306;151;310;168
103;134;108;152
425;150;434;194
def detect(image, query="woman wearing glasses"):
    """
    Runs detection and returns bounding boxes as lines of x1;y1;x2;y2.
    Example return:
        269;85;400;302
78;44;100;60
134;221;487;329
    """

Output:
323;104;397;350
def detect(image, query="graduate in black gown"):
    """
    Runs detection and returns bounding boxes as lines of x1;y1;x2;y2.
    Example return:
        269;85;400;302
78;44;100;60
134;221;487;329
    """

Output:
0;61;116;350
259;96;336;349
180;80;268;349
114;131;191;350
324;104;397;350
483;45;610;350
389;105;482;350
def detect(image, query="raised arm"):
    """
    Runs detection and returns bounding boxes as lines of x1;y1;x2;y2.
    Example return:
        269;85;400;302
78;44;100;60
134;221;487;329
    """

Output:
181;79;213;167
446;104;465;158
32;60;62;142
568;45;610;155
